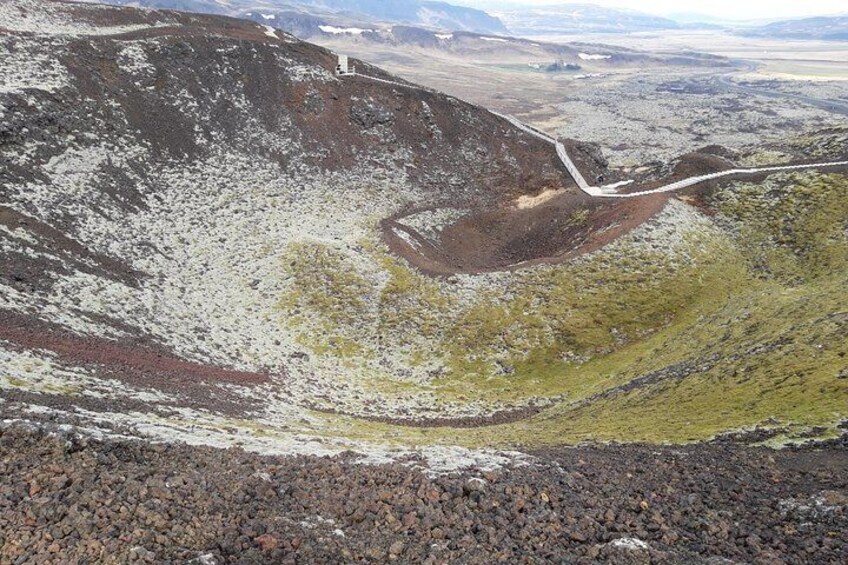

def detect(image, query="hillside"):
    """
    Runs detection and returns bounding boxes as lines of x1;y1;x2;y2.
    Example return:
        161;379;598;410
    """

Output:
1;1;847;562
304;23;731;69
741;16;848;41
1;0;657;441
295;0;508;33
99;0;509;33
492;3;681;35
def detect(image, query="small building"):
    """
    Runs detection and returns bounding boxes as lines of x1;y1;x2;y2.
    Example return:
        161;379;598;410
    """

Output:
335;54;355;76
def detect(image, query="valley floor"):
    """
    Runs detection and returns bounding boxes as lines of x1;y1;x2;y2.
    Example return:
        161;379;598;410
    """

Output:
1;420;846;564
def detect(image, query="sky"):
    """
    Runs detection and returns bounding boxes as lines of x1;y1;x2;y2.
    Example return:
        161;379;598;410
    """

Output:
460;1;848;21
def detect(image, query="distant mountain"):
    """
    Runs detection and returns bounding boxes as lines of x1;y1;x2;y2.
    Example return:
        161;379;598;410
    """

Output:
492;3;681;35
664;12;724;24
101;0;508;33
100;0;229;14
740;16;848;41
297;0;507;33
664;12;731;29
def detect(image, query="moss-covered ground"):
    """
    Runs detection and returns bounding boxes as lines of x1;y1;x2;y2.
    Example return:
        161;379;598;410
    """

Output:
277;172;848;448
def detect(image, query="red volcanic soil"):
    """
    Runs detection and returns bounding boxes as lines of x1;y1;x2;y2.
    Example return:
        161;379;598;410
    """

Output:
309;403;544;428
0;310;270;388
384;191;669;275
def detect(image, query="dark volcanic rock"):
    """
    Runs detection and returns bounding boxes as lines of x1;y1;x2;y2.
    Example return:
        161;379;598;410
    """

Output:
0;422;846;564
350;99;395;129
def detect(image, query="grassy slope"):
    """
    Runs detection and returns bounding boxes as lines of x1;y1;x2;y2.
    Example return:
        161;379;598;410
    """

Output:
279;171;848;448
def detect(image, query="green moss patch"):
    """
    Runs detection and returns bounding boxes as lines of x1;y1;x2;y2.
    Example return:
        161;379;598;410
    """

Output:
276;173;848;448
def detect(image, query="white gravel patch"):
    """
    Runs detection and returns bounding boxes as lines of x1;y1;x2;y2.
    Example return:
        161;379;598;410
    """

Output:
0;35;71;94
610;537;650;550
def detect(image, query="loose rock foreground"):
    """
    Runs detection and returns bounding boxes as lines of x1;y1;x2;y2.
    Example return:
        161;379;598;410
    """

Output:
0;422;846;564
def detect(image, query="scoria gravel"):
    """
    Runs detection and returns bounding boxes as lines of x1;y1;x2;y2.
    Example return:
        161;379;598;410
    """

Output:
0;422;845;564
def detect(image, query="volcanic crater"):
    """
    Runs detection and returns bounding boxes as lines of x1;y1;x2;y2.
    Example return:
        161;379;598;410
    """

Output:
1;0;846;474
